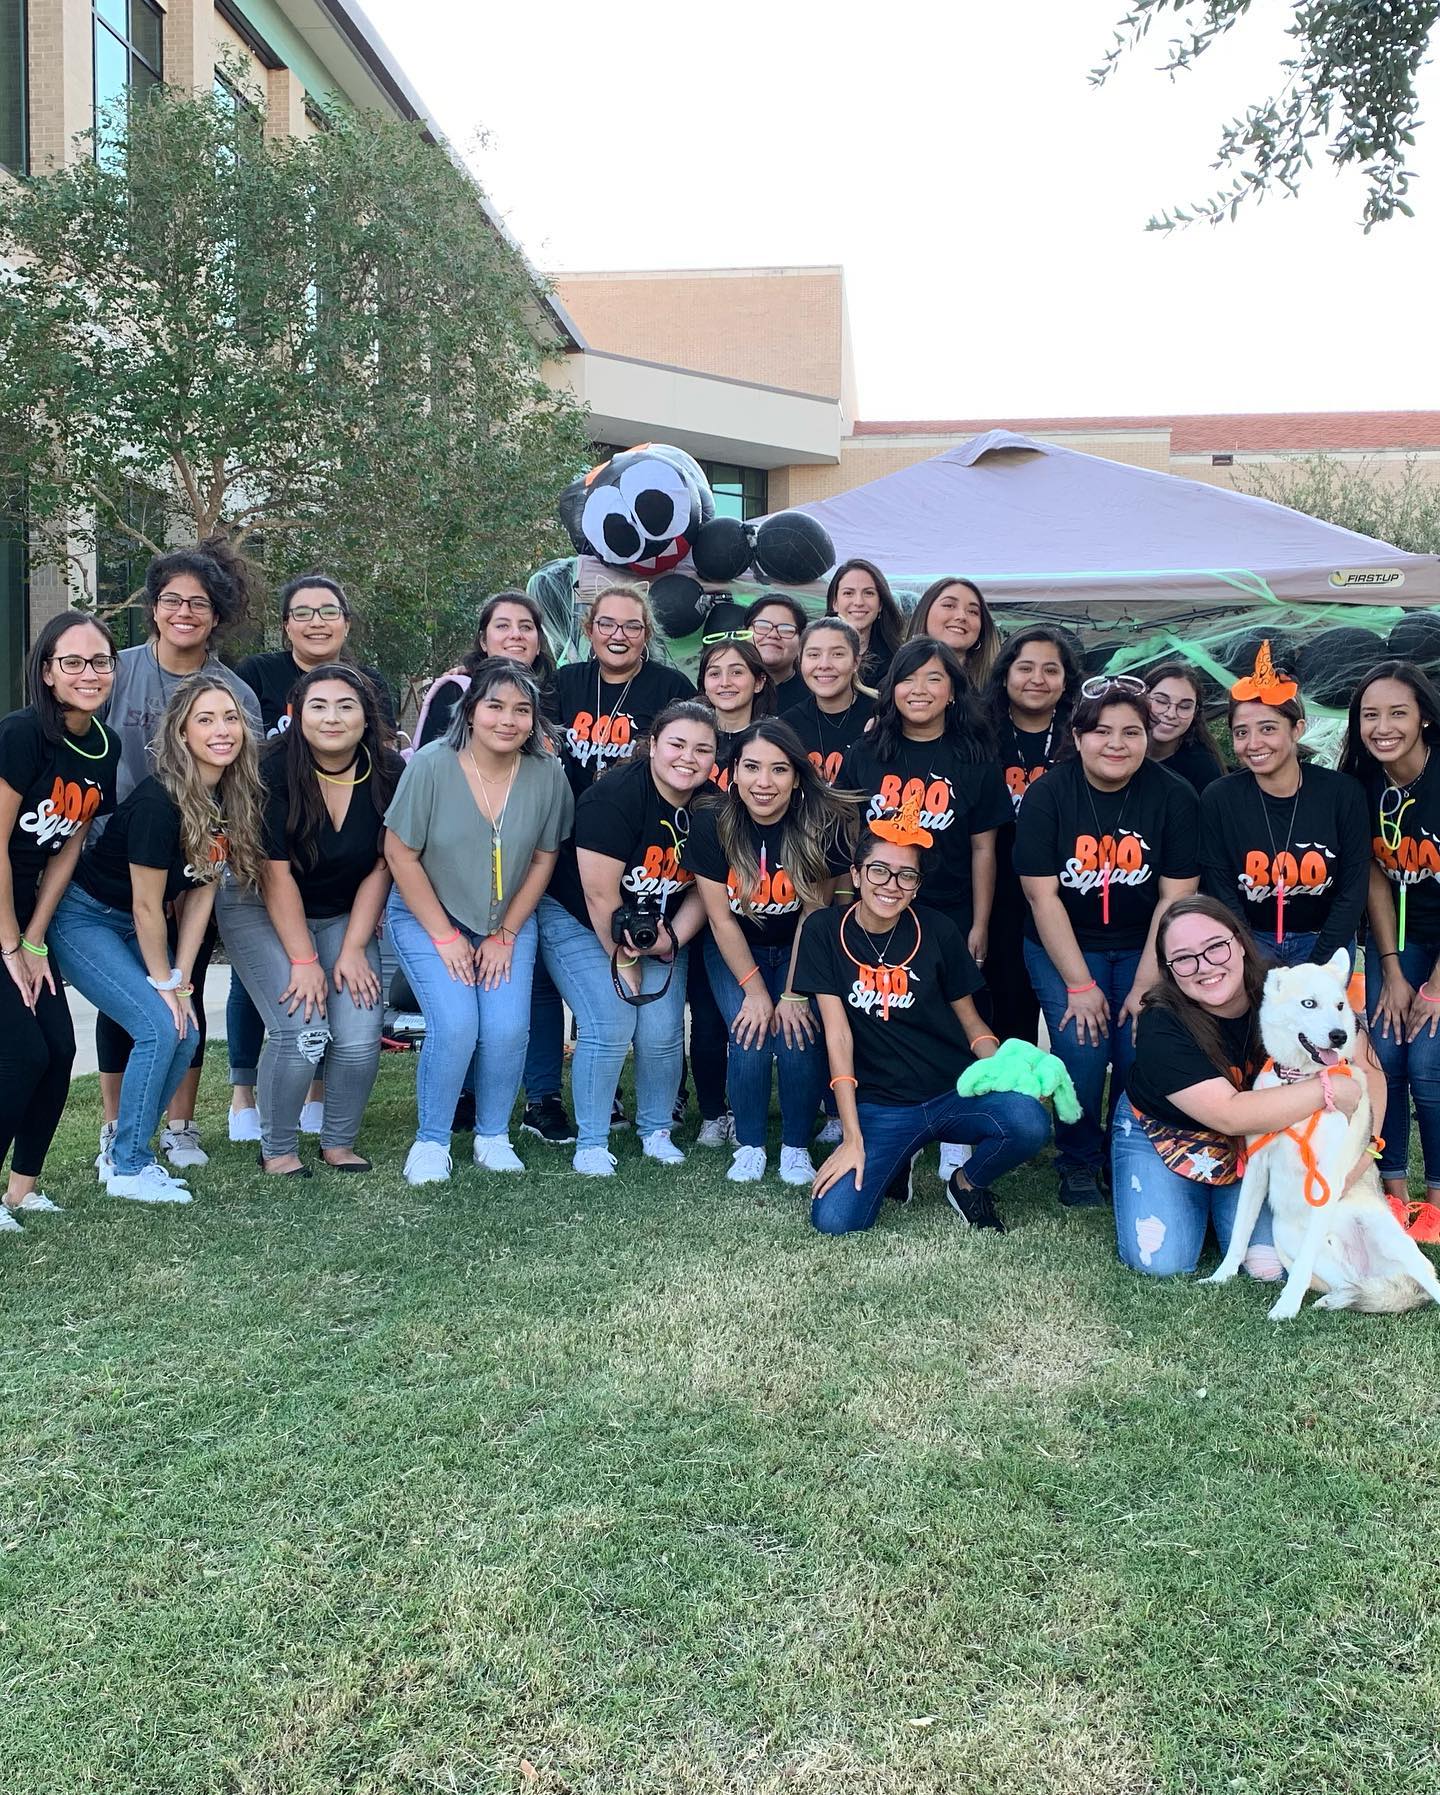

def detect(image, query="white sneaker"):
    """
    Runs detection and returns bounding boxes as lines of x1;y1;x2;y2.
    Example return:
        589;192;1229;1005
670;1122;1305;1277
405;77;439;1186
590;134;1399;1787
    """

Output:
162;1122;209;1168
13;1192;62;1213
403;1140;452;1186
0;1207;21;1232
96;1121;117;1184
573;1146;617;1177
938;1142;973;1181
696;1114;735;1148
473;1133;524;1172
642;1129;686;1165
728;1145;768;1183
299;1100;325;1136
228;1106;262;1143
779;1145;815;1187
815;1117;844;1146
106;1163;193;1204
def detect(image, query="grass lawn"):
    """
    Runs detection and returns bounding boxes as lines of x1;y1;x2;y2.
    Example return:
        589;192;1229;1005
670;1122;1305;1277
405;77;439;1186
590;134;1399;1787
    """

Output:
4;1060;1440;1795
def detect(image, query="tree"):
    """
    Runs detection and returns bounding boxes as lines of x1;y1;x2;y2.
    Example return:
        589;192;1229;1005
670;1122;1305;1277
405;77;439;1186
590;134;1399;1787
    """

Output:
1092;1;1440;230
0;70;589;684
1239;453;1440;553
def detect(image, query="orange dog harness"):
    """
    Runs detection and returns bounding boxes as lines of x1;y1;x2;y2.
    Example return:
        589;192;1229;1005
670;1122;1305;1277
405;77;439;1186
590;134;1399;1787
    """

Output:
1245;1061;1355;1208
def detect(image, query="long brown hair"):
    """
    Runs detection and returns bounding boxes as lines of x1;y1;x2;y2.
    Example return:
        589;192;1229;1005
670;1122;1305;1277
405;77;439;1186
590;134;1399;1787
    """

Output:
151;675;266;890
1143;895;1269;1083
272;664;399;875
907;576;1001;688
713;718;858;917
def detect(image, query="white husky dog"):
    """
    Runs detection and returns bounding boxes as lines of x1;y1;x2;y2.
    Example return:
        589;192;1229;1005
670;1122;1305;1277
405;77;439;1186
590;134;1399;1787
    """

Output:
1208;949;1440;1320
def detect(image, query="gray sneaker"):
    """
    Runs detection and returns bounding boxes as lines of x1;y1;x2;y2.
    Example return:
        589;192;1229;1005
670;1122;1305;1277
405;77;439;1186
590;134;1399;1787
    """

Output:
1058;1166;1106;1209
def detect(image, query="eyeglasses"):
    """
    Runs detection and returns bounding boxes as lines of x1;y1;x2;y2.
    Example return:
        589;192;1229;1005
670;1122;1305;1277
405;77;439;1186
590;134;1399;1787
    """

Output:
47;653;116;674
1148;693;1196;716
751;620;798;640
156;594;215;616
701;628;755;646
1166;937;1235;979
288;604;345;623
1080;673;1147;700
592;618;647;639
861;862;922;890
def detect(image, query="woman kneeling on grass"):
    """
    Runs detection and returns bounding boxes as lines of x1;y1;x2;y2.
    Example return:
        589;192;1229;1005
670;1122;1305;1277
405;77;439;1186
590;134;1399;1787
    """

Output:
1115;894;1380;1278
219;665;403;1177
50;676;266;1204
796;813;1051;1235
384;659;573;1187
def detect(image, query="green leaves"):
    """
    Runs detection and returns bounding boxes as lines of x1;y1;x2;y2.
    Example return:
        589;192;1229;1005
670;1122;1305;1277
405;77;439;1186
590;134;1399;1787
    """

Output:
0;73;589;683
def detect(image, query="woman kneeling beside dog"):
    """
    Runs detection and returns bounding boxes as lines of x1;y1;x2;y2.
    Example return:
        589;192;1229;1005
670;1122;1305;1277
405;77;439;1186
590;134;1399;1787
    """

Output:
1114;895;1382;1279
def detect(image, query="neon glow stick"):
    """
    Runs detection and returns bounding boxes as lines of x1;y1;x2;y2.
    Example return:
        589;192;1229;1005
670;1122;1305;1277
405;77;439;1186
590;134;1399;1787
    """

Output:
1276;878;1284;946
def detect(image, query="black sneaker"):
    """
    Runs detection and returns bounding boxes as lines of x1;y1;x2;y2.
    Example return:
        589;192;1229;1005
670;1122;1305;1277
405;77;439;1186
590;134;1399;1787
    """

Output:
884;1151;921;1204
610;1094;630;1131
521;1095;577;1146
946;1174;1006;1231
451;1090;476;1134
1058;1166;1105;1209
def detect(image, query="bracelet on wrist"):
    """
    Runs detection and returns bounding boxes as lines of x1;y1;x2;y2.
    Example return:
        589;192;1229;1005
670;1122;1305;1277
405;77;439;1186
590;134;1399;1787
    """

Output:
431;928;461;948
290;953;319;967
1065;979;1096;996
738;966;760;987
1421;984;1440;1004
829;1074;858;1090
20;936;48;958
780;993;810;1004
1;944;18;958
146;966;183;992
1380;951;1401;961
616;955;639;970
969;1032;1000;1049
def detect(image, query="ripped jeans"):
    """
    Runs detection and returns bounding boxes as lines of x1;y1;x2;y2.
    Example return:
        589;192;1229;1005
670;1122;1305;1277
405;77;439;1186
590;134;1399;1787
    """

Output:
1111;1094;1280;1280
217;888;383;1159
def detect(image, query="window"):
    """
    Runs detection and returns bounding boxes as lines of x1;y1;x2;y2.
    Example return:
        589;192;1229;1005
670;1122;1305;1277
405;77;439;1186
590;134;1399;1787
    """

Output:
93;0;162;147
699;461;768;521
1;0;25;175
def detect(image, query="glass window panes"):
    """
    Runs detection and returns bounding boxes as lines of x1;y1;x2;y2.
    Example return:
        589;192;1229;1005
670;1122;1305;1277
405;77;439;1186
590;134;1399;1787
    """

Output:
699;460;768;521
94;24;129;119
93;1;164;145
0;0;25;174
130;1;162;74
94;0;127;31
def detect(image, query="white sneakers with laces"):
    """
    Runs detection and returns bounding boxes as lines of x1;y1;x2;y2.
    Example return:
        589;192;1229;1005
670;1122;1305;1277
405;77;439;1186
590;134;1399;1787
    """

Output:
473;1133;524;1172
938;1142;972;1181
815;1117;845;1147
403;1141;452;1186
0;1206;22;1232
573;1146;617;1177
779;1146;815;1187
12;1192;63;1213
696;1114;735;1148
727;1145;767;1183
642;1129;685;1165
228;1106;262;1143
162;1122;209;1168
106;1163;193;1204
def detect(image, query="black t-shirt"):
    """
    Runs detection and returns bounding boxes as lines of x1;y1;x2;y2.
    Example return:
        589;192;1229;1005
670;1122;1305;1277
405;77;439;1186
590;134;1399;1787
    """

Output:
787;693;876;787
76;775;222;909
1362;756;1440;947
794;903;983;1106
1200;766;1370;957
774;670;807;714
0;709;121;899
1001;718;1062;816
554;659;694;796
839;735;1012;928
547;759;695;930
1127;1003;1259;1130
859;642;894;690
236;650;397;739
1154;735;1224;795
263;748;405;919
686;804;842;950
1012;757;1200;952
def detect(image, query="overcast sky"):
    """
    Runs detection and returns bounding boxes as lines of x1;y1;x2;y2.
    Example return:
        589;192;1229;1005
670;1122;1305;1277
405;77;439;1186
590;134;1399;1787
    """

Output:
361;0;1439;421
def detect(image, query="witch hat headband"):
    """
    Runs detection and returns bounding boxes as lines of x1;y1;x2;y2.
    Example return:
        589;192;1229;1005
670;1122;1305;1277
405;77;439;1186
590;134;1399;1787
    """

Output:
870;792;934;849
1230;639;1298;705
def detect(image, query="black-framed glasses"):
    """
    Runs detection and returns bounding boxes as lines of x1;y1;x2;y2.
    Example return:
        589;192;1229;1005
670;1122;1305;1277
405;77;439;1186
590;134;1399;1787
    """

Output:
288;603;346;623
1166;937;1235;979
751;620;798;640
861;862;922;891
156;594;215;615
592;618;647;639
1148;692;1196;716
47;653;116;674
1080;673;1147;700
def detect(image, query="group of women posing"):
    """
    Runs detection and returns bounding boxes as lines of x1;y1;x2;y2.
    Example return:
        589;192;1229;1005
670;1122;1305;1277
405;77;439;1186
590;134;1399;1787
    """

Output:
1;547;1435;1281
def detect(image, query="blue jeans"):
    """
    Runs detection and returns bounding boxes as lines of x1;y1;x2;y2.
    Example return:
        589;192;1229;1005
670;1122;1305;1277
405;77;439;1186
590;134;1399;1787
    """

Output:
538;896;688;1150
1366;940;1440;1183
50;885;199;1176
386;890;537;1145
522;955;565;1103
1112;1095;1279;1277
1265;930;1355;970
1025;940;1142;1175
705;939;826;1151
226;968;266;1085
812;1088;1051;1235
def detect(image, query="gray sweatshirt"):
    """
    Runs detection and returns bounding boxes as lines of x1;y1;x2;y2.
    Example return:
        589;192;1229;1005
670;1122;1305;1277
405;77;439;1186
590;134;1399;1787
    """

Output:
100;642;263;805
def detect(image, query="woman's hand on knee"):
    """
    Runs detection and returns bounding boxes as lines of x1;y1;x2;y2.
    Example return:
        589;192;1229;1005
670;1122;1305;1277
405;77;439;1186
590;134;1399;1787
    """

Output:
159;988;190;1036
776;997;817;1049
1061;984;1110;1046
333;947;380;1009
281;960;329;1022
814;1133;864;1199
732;988;773;1050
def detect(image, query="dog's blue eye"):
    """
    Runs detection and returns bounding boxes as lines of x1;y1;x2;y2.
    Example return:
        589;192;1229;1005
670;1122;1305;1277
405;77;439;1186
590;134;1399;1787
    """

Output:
1301;998;1318;1009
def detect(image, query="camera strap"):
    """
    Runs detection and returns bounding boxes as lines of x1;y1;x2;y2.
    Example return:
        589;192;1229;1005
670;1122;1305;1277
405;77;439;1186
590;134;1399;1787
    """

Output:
611;917;678;1007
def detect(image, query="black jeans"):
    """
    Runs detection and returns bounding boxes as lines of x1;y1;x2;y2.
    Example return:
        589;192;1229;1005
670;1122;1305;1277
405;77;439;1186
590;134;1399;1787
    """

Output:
0;964;75;1180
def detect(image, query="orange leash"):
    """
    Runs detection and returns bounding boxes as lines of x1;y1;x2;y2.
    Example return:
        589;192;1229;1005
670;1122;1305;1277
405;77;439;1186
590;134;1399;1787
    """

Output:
1245;1061;1354;1208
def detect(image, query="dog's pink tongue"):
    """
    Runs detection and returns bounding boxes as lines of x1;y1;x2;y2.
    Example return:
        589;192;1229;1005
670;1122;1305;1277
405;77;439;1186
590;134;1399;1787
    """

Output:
1316;1047;1341;1067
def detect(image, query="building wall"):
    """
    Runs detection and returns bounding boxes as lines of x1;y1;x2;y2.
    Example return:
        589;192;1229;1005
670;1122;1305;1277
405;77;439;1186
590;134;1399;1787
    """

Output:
554;267;847;403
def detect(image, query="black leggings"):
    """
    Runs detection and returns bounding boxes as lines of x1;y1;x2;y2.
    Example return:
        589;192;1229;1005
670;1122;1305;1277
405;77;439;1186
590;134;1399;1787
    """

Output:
0;965;76;1180
96;916;216;1076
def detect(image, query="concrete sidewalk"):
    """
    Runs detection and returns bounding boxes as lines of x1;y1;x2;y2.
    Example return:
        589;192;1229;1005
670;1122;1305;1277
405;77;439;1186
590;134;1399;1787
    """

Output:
69;965;234;1077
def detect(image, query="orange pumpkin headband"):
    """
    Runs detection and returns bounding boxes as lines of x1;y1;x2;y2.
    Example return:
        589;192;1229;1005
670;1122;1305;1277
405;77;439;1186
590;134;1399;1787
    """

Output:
870;794;933;849
1230;639;1298;706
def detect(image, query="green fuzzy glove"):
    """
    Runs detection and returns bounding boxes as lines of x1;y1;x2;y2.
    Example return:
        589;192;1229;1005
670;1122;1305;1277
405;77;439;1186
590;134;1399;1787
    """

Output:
956;1037;1083;1125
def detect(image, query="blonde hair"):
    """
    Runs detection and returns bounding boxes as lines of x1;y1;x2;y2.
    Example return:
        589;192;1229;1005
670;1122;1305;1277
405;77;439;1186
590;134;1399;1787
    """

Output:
150;675;266;890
